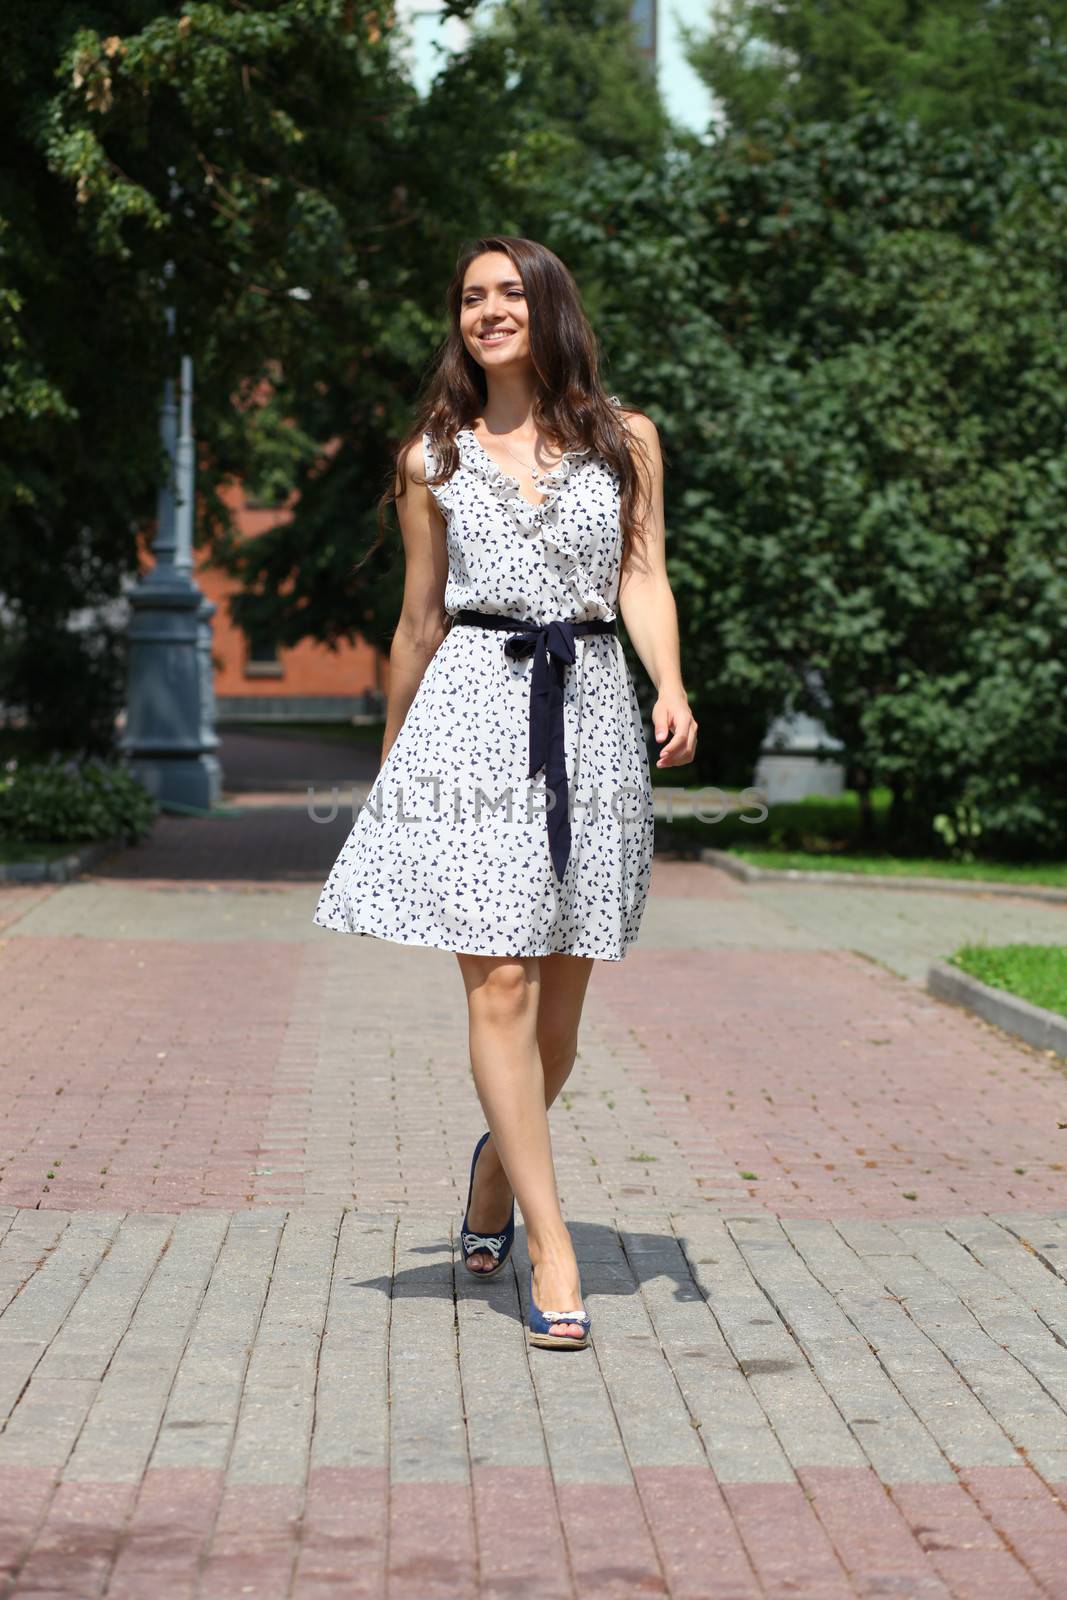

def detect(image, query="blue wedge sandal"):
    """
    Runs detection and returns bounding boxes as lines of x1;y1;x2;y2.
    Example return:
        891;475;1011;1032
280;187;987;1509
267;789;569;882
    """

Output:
527;1263;592;1349
459;1130;515;1278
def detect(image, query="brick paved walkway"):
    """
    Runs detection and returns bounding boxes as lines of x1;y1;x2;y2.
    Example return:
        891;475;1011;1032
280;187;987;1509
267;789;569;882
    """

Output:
1;780;1066;1597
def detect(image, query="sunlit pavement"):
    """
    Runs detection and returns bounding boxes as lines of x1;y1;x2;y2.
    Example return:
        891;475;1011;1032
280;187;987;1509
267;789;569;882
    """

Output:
1;787;1066;1597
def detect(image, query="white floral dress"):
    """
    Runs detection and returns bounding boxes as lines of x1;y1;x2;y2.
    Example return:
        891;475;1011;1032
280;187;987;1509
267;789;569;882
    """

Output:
312;409;655;960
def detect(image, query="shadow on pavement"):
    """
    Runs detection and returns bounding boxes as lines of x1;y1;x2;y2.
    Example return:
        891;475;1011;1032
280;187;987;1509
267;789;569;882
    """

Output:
97;727;372;883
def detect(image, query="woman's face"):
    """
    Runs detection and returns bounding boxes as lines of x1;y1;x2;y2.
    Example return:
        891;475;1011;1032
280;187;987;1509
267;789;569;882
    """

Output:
459;251;532;372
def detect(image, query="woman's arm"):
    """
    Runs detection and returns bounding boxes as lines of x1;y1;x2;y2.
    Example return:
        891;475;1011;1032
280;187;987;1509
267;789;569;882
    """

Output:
616;411;698;770
379;438;450;767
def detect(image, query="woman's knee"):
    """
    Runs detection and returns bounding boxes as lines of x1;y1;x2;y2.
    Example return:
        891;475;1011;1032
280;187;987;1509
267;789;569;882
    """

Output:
466;957;537;1027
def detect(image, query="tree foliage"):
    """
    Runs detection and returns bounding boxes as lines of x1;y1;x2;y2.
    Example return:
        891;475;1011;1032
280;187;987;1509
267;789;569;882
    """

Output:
4;6;1066;858
548;112;1067;853
0;0;418;750
685;0;1067;143
220;0;672;652
0;0;670;753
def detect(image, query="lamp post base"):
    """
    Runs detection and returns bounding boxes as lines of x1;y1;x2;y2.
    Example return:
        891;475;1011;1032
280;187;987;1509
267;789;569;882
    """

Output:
126;751;222;812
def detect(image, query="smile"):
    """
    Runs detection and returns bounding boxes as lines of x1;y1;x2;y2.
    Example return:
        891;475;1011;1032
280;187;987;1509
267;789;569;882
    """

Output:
478;329;515;343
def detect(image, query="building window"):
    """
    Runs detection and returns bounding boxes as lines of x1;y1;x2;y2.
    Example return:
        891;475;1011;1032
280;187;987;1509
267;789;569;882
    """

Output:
244;626;285;679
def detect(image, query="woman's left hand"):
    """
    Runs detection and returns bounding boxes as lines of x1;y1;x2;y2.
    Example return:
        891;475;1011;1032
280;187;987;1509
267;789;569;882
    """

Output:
652;694;698;768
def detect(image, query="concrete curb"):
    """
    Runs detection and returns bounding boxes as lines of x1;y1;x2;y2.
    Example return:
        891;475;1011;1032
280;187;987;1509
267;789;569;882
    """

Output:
927;959;1067;1058
0;835;129;885
690;845;1067;905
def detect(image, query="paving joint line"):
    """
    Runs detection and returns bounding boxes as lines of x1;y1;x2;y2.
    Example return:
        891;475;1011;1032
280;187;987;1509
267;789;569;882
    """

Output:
628;1216;768;1599
573;1223;673;1600
0;1214;77;1437
727;1221;962;1597
100;1210;232;1597
880;1214;1067;1434
668;1216;793;1593
384;1212;397;1600
993;1214;1067;1281
290;1206;344;1599
513;1247;579;1600
191;1210;288;1600
956;1456;1066;1600
449;1218;485;1600
948;1217;1067;1354
683;1219;871;1596
823;1219;1066;1597
3;1211;150;1598
807;1228;1062;1591
726;1231;897;1599
732;1218;960;1483
824;1220;1030;1469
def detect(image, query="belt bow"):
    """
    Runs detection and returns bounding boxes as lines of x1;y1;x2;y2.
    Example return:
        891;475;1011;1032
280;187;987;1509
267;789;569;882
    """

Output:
454;609;618;882
502;620;577;882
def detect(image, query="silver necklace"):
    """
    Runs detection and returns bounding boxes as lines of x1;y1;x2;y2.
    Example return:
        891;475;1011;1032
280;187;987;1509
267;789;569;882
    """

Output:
485;428;565;479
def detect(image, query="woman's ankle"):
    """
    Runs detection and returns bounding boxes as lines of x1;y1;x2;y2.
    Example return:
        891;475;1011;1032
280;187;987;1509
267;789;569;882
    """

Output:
527;1227;576;1269
476;1138;512;1192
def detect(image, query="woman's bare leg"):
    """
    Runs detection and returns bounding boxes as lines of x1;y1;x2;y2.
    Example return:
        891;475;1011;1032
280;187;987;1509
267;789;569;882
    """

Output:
455;952;594;1338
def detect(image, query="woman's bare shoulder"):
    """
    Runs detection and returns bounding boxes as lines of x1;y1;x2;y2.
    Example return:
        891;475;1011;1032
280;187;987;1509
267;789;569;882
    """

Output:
613;407;661;470
396;434;431;498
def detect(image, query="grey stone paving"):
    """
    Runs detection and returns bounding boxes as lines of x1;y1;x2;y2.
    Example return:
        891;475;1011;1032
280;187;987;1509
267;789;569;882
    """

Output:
3;1206;1067;1490
752;883;1067;983
10;876;1067;982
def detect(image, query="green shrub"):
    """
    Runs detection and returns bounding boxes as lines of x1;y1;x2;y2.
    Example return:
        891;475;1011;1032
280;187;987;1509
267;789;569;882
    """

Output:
0;757;157;845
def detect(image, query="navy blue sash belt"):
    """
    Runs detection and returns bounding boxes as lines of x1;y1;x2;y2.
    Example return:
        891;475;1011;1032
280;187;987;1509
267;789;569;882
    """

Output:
454;608;618;882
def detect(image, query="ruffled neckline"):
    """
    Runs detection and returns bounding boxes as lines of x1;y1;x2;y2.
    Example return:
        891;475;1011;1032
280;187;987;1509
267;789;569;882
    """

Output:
453;425;611;616
456;427;590;519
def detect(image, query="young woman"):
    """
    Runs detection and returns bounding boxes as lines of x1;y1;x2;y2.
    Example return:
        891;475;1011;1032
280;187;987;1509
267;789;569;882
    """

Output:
314;234;696;1349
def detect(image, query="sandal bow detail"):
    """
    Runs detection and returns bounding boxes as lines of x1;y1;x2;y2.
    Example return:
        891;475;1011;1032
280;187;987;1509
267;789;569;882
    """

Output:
460;1131;515;1278
527;1264;592;1349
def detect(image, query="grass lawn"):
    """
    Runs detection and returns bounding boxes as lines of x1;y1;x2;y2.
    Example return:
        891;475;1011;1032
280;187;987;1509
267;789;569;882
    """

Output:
949;944;1067;1020
717;849;1067;888
660;790;1067;889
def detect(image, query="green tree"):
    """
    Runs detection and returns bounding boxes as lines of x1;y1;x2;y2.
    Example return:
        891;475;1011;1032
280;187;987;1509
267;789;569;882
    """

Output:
0;0;419;752
684;0;1067;142
221;0;673;651
0;0;670;755
549;112;1067;855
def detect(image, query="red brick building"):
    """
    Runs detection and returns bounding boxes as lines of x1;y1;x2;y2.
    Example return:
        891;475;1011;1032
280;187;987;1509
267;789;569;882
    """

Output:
199;479;388;722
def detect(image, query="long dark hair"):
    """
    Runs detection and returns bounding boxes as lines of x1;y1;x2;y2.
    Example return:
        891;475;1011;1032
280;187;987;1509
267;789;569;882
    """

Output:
356;234;652;583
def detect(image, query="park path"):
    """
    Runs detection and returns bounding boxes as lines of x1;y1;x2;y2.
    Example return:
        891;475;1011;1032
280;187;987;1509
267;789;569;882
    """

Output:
1;749;1066;1598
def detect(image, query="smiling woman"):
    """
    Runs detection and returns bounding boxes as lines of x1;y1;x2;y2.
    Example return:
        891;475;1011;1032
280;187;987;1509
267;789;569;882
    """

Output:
314;232;697;1350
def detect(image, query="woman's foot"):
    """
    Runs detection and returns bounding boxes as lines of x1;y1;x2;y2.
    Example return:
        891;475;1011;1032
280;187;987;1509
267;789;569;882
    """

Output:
529;1251;586;1340
465;1136;515;1273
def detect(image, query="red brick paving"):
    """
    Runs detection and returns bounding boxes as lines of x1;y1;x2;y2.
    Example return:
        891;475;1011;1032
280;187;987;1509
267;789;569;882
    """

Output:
589;947;1067;1217
721;1482;854;1598
294;1467;387;1599
633;1465;760;1598
890;1481;1047;1598
0;937;302;1210
958;1468;1067;1598
3;925;1065;1219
